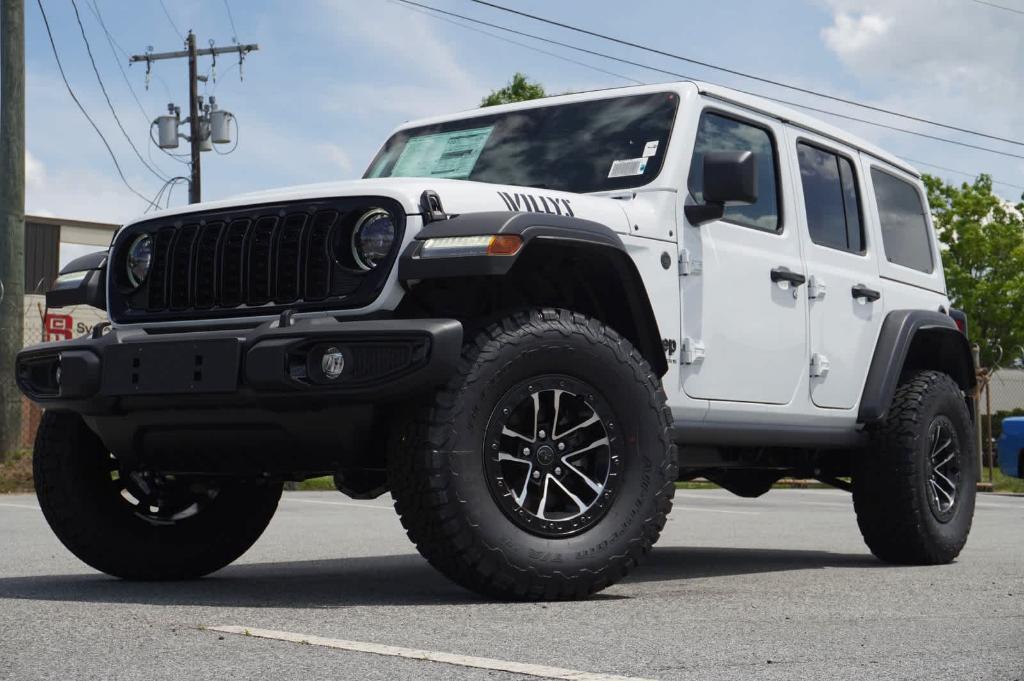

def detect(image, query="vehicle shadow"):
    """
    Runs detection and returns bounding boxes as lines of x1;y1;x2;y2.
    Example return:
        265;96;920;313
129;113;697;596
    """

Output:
0;545;879;608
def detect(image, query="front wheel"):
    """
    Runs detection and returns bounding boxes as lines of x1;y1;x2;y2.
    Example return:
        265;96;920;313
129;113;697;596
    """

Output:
853;370;976;565
33;411;282;580
389;309;677;600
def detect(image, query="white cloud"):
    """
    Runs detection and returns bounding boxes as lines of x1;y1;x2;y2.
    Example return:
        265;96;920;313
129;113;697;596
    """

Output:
822;13;891;57
25;150;46;191
316;142;354;174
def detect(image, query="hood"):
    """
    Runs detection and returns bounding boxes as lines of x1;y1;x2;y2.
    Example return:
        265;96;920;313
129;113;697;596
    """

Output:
124;177;634;235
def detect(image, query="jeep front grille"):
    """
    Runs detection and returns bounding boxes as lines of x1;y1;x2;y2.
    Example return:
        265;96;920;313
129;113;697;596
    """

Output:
108;197;404;324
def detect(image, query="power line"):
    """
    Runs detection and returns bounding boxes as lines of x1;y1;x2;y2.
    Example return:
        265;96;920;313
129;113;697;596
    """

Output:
222;0;239;42
390;0;642;85
395;1;1024;162
394;0;1024;189
71;0;170;183
469;0;1024;149
157;0;184;40
35;0;159;210
903;158;1024;192
971;0;1024;15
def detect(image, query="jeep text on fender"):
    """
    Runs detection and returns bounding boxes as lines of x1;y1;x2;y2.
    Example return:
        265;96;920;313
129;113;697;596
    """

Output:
16;81;977;599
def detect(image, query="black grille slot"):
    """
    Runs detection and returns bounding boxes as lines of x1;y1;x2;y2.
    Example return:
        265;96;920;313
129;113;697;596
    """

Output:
246;216;278;306
274;213;307;303
111;198;403;323
169;224;199;310
304;210;336;300
220;218;251;308
193;221;224;309
146;227;176;310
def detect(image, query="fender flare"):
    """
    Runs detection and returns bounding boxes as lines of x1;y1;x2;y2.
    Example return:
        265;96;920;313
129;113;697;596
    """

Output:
858;309;976;424
398;211;667;376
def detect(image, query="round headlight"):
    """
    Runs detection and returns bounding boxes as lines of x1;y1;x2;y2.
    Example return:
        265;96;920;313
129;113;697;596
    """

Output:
351;209;396;271
126;234;154;288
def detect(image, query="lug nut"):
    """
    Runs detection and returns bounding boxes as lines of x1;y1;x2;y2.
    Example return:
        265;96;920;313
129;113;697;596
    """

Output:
538;429;546;439
557;442;565;451
532;470;541;479
522;447;531;456
554;467;563;476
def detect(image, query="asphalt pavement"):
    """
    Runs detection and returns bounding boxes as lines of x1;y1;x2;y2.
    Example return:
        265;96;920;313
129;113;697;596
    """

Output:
1;488;1021;681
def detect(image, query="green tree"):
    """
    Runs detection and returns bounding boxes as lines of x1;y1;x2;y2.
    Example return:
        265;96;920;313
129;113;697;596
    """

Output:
924;173;1024;366
481;72;545;107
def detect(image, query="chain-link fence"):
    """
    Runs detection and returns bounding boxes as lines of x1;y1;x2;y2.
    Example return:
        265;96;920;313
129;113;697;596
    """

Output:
17;295;107;449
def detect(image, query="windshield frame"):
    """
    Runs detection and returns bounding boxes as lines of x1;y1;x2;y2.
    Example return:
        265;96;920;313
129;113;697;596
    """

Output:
363;90;681;195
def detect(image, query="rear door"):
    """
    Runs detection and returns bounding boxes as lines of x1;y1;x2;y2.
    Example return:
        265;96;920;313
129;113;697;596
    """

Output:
787;129;883;409
679;105;807;405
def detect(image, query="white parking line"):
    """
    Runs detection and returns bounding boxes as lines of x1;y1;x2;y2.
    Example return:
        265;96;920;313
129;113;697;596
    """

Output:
0;502;40;510
282;497;392;511
673;505;758;516
209;626;656;681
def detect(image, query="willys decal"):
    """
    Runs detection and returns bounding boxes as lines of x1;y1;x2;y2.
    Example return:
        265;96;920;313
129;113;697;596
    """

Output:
497;191;574;217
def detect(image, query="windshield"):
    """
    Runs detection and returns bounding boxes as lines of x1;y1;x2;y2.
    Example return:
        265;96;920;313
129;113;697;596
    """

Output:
365;92;679;194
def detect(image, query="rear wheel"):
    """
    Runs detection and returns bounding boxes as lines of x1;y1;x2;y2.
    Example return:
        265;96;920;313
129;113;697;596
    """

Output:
33;411;282;580
389;309;677;600
853;370;976;565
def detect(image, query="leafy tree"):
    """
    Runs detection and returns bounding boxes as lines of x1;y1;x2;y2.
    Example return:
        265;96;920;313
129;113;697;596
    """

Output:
481;73;545;107
924;173;1024;366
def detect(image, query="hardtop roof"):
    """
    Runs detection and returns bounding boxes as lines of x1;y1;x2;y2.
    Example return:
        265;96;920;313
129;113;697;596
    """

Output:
395;80;919;178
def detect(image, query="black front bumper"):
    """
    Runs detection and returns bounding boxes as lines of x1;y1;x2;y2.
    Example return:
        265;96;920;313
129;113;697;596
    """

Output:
16;317;462;472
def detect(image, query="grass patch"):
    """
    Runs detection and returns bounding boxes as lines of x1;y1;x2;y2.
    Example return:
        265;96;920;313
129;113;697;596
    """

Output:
988;467;1024;494
295;476;335;491
0;449;34;494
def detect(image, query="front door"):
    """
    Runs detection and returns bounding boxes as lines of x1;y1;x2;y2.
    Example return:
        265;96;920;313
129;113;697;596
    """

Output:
679;106;807;405
787;129;884;409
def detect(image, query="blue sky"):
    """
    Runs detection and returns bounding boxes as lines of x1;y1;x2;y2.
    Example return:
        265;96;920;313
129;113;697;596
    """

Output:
20;0;1024;223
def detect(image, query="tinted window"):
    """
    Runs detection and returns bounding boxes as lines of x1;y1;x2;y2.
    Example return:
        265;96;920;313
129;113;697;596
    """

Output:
872;169;934;273
688;112;779;232
365;92;679;194
796;142;864;253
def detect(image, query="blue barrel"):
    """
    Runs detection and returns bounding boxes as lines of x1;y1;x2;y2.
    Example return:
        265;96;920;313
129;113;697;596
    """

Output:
997;417;1024;478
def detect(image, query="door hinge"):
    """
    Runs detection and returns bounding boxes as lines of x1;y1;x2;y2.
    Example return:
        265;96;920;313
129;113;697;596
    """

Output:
808;275;827;300
681;337;706;365
678;249;702;276
810;353;831;378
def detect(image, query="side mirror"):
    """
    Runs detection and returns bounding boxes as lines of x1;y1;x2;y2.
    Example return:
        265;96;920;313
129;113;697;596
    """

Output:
685;150;758;226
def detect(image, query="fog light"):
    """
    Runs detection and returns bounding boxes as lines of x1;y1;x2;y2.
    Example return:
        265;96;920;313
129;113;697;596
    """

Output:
321;347;345;380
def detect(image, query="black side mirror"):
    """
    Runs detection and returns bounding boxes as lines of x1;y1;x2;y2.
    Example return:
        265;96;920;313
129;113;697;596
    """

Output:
685;150;758;225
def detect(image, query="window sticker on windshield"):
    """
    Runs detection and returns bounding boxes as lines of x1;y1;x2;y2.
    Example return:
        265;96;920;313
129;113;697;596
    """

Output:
642;140;659;157
391;126;494;179
608;158;648;178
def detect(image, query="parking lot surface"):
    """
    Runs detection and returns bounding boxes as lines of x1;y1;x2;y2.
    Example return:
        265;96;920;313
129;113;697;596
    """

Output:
0;488;1021;681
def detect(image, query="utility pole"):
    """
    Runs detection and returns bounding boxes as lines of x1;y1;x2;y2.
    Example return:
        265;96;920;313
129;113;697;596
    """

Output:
0;0;25;457
130;32;257;204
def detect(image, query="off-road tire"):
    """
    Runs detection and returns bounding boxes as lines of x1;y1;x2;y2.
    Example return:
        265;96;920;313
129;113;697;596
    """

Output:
853;370;976;565
388;309;677;600
33;411;283;580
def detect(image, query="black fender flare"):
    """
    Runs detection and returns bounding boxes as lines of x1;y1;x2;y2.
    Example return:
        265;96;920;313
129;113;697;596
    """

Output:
858;309;976;424
46;249;108;310
398;211;667;376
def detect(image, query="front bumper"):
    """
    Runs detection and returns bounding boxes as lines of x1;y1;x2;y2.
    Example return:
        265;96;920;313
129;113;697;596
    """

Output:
15;317;462;471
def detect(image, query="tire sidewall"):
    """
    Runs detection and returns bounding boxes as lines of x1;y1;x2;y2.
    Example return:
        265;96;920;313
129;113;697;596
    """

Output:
441;320;670;575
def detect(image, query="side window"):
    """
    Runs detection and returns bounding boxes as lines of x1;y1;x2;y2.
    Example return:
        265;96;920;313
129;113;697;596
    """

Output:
871;168;934;273
688;112;779;233
796;142;864;253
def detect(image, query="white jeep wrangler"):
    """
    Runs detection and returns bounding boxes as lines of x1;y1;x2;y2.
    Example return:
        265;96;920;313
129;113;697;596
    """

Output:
17;81;977;600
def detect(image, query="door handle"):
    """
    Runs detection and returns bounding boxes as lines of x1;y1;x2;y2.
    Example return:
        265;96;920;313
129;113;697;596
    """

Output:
770;267;807;287
851;284;881;302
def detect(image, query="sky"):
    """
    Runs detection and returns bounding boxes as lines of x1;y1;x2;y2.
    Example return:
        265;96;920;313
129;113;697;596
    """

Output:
13;0;1024;224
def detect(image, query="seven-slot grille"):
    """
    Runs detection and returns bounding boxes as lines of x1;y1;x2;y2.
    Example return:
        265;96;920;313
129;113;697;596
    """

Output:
112;199;400;323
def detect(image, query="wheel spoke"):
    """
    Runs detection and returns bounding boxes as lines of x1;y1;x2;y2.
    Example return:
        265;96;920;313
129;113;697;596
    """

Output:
501;426;535;443
932;451;955;471
553;412;600;441
563;436;610;461
550;475;589;514
537;475;551;520
562;460;605;495
497;451;531;465
930;477;954;506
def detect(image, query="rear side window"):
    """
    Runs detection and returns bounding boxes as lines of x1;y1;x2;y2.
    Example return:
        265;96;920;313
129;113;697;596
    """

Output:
796;142;864;253
871;169;934;273
688;112;779;233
